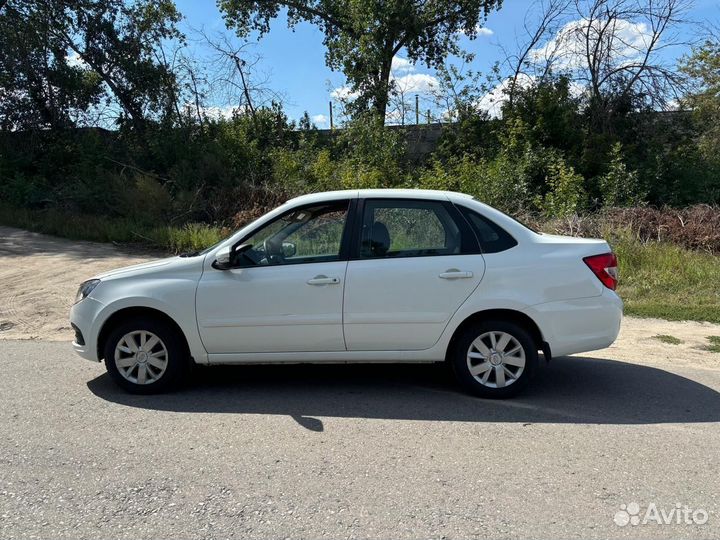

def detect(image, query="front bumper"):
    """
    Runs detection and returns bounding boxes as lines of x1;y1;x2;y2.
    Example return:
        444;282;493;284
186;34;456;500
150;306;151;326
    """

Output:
69;297;105;362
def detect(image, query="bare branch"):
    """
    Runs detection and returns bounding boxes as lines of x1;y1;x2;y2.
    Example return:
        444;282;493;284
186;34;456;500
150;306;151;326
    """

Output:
504;0;572;105
194;26;283;120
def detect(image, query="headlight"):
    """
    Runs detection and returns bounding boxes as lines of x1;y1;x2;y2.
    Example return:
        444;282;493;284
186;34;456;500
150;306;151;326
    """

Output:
75;279;100;303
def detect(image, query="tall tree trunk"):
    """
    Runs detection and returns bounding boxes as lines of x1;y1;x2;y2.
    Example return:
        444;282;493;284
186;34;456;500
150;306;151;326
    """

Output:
62;37;146;131
232;54;256;118
373;52;393;124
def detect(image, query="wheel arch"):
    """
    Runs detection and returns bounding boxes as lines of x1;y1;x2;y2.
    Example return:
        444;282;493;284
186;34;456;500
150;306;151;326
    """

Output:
446;309;551;361
96;306;190;361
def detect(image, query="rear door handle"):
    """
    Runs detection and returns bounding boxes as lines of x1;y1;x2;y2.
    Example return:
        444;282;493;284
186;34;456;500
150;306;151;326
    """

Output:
439;269;473;279
307;275;340;285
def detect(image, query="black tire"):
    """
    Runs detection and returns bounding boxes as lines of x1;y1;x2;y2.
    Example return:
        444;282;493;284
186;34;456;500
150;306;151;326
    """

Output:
103;316;190;394
450;319;538;399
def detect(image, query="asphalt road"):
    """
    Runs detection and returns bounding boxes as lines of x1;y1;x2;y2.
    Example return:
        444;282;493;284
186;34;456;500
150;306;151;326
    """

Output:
1;340;719;539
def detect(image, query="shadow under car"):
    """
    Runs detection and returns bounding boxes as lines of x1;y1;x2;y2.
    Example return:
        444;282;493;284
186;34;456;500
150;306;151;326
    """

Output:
87;355;720;431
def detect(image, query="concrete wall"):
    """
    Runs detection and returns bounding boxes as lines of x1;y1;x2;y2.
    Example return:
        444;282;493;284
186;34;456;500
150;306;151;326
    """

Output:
315;122;447;162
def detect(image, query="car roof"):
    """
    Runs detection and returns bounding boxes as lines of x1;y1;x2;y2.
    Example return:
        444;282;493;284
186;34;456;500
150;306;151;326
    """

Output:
286;189;474;205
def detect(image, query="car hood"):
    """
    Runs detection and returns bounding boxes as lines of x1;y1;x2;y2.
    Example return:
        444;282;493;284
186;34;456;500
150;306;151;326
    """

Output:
90;255;205;281
93;257;182;280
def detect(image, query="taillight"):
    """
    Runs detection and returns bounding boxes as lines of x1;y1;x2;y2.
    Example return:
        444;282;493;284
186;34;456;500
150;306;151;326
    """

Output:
583;252;618;290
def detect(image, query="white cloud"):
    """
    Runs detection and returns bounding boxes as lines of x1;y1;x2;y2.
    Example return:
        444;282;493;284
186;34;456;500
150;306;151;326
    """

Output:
476;75;533;118
330;85;359;101
311;113;328;126
207;105;238;119
330;56;439;103
392;56;415;74
530;18;652;72
459;25;494;37
665;98;680;111
66;51;87;68
393;72;439;95
391;56;439;95
384;108;405;124
476;74;587;118
182;104;237;120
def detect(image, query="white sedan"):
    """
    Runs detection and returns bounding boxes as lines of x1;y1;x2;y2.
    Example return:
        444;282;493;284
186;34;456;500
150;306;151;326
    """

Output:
70;189;622;398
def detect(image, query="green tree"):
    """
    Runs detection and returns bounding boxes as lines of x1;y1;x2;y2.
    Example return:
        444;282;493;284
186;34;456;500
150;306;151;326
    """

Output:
681;35;720;160
501;76;583;159
0;1;103;129
0;0;184;131
218;0;502;121
56;0;185;130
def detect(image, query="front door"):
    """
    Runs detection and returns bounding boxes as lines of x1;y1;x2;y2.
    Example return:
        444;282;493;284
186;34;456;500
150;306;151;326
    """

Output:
343;198;486;351
196;200;351;354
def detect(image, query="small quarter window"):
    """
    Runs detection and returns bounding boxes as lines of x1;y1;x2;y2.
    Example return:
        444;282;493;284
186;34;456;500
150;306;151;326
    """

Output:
459;207;518;253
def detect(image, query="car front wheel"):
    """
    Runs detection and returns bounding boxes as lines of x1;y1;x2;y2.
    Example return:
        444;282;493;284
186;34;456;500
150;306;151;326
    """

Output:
450;320;538;398
103;317;189;394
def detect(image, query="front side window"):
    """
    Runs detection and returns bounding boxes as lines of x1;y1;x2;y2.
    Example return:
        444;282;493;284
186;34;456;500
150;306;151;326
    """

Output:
359;199;473;259
239;201;349;266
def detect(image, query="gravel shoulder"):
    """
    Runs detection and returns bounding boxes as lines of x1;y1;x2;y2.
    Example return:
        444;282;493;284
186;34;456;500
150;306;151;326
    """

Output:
1;225;718;371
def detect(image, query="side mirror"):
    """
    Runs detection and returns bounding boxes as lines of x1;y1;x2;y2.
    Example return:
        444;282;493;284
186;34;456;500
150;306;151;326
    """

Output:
212;243;253;270
212;246;232;270
282;241;297;258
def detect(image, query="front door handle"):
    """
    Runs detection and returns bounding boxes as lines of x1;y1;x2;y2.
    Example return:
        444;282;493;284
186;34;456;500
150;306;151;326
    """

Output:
307;275;340;285
439;269;473;279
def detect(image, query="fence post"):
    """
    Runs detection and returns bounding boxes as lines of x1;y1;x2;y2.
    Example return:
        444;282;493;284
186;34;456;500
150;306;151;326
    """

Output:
415;95;419;125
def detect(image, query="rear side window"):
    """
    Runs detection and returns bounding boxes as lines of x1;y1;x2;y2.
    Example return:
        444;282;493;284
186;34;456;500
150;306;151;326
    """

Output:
458;207;518;254
358;199;478;259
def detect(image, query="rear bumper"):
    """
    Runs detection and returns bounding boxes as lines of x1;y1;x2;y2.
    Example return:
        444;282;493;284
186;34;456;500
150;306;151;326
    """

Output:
528;289;623;357
69;297;104;362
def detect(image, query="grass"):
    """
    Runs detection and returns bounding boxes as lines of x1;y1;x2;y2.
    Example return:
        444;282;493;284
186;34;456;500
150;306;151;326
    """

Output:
705;336;720;353
1;204;720;324
0;204;226;253
613;233;720;324
654;334;683;345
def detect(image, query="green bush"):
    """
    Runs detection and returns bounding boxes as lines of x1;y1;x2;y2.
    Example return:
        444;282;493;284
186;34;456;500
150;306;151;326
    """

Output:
0;173;50;207
539;155;585;218
118;174;173;223
150;222;226;253
416;143;585;217
416;151;536;214
598;143;646;207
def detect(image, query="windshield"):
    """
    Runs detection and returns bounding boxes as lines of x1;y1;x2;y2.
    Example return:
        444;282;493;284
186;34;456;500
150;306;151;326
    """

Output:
177;238;227;258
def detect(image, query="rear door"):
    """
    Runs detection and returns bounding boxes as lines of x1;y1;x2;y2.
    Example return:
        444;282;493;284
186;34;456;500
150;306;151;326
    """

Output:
343;197;486;351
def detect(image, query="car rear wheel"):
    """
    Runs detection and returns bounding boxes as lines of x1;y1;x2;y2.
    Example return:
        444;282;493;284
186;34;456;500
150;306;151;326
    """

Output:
450;320;538;398
103;317;189;394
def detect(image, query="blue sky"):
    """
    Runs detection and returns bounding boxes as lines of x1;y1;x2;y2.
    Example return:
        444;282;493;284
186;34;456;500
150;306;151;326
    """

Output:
175;0;719;126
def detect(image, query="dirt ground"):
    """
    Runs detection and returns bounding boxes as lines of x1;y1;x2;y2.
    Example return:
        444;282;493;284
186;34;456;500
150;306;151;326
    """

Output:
0;226;157;341
1;225;719;369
